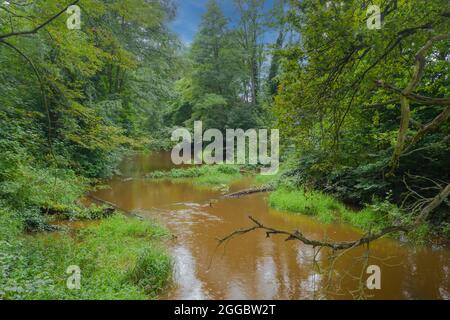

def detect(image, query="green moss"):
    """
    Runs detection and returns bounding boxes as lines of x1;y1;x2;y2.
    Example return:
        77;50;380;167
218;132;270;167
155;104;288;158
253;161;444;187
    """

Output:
0;212;172;300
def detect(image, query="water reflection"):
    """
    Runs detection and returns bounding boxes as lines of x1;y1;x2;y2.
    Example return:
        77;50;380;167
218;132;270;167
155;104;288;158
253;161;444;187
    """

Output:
171;245;209;300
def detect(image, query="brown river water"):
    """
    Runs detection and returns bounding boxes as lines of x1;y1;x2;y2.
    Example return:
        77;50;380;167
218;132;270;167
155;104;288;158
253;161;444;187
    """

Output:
91;152;450;300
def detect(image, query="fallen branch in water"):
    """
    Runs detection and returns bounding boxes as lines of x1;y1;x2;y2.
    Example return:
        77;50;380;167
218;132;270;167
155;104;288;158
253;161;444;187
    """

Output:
223;186;274;198
218;182;450;251
218;216;411;251
87;194;123;210
87;195;146;220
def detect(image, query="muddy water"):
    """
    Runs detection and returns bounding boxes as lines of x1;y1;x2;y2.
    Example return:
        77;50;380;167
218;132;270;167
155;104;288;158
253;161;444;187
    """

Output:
92;153;450;300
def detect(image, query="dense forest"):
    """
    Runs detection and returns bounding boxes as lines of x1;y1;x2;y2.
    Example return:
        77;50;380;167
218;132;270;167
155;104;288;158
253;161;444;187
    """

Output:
0;0;449;300
169;0;450;233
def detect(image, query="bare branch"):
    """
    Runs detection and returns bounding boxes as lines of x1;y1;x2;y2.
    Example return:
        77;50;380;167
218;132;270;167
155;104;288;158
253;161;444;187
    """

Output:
415;183;450;225
374;34;450;173
218;216;410;251
375;81;450;106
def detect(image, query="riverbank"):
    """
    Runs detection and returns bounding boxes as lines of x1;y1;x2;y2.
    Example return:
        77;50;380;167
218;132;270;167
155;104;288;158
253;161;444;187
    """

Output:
0;208;173;300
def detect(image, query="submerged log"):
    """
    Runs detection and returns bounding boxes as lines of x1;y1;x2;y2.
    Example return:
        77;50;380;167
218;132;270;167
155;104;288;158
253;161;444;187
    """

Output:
86;195;144;220
223;186;274;199
87;195;122;211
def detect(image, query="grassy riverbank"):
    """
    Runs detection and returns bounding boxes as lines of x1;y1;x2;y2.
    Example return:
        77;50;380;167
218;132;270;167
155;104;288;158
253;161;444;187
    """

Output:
268;188;402;230
0;210;173;300
267;187;445;242
147;165;243;190
0;152;174;300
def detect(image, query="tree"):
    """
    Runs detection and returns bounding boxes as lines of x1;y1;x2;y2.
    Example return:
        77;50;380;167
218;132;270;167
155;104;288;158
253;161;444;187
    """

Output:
0;0;180;177
234;0;266;105
272;0;449;218
190;0;238;98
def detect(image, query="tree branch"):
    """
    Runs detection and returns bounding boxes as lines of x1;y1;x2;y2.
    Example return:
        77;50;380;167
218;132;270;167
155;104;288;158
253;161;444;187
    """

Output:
218;216;410;251
374;34;450;173
375;81;450;106
223;186;274;199
0;0;80;40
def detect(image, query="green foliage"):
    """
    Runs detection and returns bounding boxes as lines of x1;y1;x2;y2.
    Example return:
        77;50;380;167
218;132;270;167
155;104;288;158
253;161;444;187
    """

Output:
190;0;240;99
190;94;229;129
148;167;203;179
0;0;182;301
407;224;432;245
0;0;181;178
0;213;172;300
274;0;450;224
167;0;269;131
441;223;450;238
20;208;55;233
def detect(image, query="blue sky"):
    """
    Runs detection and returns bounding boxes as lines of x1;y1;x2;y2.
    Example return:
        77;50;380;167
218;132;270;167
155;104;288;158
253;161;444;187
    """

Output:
169;0;277;44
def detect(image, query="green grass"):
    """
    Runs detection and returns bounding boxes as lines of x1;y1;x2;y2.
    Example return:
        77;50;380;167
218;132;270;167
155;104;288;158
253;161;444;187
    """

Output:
268;188;345;224
0;210;173;300
147;165;242;189
253;173;278;187
268;187;410;234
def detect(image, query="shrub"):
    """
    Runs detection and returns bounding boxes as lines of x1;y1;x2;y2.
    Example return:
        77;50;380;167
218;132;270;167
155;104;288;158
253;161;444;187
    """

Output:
20;208;55;233
73;206;116;221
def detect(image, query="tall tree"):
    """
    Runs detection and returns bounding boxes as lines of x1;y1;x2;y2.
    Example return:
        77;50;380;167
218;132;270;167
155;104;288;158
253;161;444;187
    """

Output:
190;0;237;98
234;0;266;105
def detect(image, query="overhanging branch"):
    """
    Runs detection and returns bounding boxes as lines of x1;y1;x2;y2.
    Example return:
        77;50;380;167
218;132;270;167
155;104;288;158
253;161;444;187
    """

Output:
374;34;450;173
0;0;80;40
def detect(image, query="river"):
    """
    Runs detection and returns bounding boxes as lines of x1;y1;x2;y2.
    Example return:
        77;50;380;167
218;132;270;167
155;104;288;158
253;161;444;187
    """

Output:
91;152;450;300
